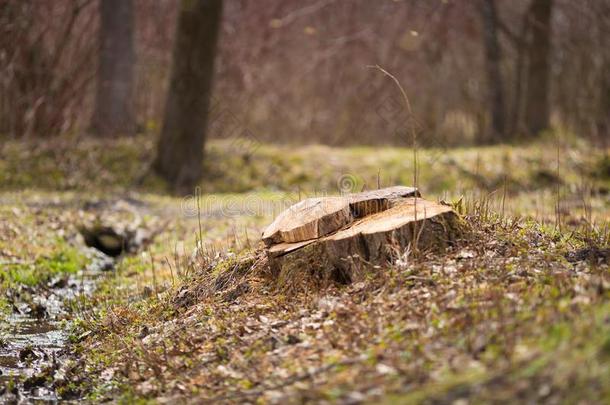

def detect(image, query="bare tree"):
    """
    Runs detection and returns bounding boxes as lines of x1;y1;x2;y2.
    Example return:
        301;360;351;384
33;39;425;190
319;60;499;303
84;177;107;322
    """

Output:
479;0;506;142
153;0;223;192
91;0;135;137
0;0;96;137
524;0;553;136
3;0;605;145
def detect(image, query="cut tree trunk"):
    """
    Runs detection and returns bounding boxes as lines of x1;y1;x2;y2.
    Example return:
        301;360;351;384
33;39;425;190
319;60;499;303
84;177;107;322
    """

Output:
262;186;419;246
262;187;464;290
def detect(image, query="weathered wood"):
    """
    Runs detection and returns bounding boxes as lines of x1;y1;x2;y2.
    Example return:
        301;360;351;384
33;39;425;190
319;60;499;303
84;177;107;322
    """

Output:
262;188;464;289
346;186;420;217
262;186;419;246
262;197;351;246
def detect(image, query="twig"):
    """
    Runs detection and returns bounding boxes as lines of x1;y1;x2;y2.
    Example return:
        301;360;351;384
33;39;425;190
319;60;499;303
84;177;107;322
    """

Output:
272;0;337;28
150;252;159;299
368;65;420;251
164;256;175;287
196;186;204;250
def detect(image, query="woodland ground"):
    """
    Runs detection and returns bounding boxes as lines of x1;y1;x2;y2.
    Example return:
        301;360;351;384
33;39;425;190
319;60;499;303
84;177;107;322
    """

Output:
0;134;609;403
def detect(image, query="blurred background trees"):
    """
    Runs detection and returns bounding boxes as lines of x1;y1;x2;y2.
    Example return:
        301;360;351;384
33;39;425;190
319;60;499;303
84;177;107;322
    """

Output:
154;0;223;192
478;0;506;143
0;0;608;146
0;0;96;137
523;0;553;137
91;0;136;136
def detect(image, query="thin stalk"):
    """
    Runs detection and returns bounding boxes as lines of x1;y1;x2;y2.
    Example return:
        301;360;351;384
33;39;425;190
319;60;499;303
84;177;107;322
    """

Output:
369;65;420;254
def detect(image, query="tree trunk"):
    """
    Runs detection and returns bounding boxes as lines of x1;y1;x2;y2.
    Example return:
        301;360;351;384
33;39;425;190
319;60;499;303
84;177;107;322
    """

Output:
263;187;464;293
508;12;530;137
524;0;553;136
479;0;506;143
153;0;223;193
595;56;610;146
91;0;135;137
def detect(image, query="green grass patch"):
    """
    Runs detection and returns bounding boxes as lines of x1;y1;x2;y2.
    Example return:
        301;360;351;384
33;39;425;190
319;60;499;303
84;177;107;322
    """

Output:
0;134;607;198
0;239;86;288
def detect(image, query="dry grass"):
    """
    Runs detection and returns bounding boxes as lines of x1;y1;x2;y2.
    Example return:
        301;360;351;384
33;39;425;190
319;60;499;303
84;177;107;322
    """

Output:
62;200;609;403
0;137;608;402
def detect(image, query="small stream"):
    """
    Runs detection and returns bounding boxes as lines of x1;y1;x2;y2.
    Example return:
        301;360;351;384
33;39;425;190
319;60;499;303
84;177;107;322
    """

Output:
0;250;114;403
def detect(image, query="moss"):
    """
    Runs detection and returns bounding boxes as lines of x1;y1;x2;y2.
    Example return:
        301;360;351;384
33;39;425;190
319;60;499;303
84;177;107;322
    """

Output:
0;297;10;318
0;240;86;288
593;154;610;180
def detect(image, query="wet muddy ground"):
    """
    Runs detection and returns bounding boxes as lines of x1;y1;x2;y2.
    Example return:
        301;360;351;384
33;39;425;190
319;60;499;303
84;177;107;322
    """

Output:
0;251;113;403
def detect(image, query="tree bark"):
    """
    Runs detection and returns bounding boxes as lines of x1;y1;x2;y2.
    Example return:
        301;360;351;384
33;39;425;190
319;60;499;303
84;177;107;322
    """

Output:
479;0;506;142
524;0;553;136
508;12;530;137
91;0;135;137
154;0;223;193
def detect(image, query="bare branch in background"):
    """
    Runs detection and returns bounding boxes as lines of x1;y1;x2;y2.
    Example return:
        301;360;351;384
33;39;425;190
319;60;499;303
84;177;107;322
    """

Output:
270;0;338;28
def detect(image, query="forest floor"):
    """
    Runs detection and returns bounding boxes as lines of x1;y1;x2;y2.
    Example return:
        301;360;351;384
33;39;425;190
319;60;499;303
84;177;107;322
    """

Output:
0;135;609;403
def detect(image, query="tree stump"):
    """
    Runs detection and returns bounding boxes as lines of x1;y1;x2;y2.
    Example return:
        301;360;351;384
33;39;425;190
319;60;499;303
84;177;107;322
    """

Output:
262;187;464;288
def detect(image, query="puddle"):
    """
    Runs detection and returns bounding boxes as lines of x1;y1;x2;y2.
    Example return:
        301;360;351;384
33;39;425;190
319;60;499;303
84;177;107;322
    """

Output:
0;250;114;402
